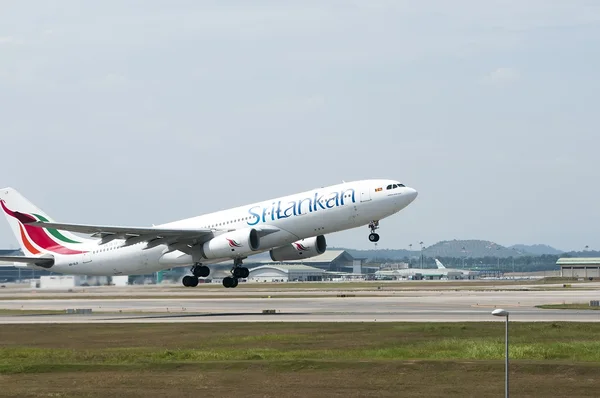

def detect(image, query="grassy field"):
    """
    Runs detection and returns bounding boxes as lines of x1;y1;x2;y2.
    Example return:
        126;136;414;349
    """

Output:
537;303;600;310
1;322;600;397
0;309;67;315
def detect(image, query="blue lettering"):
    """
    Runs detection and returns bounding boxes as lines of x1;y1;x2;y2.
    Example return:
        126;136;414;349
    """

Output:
314;193;326;211
247;206;261;225
247;187;356;225
326;192;339;208
297;197;312;215
340;188;356;205
261;206;268;223
276;201;289;219
284;201;296;217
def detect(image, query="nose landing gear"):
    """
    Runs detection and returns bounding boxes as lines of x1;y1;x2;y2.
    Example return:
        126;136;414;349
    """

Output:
368;220;380;242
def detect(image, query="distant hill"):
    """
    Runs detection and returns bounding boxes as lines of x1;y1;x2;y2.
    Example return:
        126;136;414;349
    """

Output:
509;244;563;256
422;240;524;258
334;240;541;261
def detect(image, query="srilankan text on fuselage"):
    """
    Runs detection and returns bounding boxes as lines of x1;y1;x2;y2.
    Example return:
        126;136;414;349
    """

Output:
247;187;357;225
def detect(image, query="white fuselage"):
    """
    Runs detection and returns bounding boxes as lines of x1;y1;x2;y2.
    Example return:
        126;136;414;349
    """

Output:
47;179;417;276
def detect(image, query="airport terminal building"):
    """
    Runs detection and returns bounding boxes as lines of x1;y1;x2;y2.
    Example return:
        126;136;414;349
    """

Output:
557;257;600;278
248;264;324;283
246;250;366;274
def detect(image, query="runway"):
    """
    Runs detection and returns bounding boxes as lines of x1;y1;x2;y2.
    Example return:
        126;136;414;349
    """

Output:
1;288;600;323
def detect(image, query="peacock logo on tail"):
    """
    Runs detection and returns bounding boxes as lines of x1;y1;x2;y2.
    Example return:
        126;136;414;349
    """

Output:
0;199;87;255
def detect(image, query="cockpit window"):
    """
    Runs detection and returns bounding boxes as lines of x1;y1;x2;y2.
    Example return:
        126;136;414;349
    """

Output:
387;183;406;190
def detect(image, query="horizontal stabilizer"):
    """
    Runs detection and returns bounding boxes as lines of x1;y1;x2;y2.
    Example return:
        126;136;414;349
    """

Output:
0;256;54;268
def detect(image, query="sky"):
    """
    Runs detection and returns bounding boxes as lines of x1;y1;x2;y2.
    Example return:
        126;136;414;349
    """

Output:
1;1;599;252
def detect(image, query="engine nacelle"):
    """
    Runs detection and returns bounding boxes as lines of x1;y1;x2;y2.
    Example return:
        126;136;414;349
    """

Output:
201;228;260;259
269;235;326;262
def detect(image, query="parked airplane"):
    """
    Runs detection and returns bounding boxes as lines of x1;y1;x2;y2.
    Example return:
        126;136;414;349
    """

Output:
0;180;417;288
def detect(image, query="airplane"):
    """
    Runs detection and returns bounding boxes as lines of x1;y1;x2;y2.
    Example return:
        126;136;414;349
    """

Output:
0;179;418;288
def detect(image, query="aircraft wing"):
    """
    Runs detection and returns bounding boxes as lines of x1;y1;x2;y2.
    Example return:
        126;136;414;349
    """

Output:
20;219;218;252
22;220;213;238
0;256;54;268
18;214;281;254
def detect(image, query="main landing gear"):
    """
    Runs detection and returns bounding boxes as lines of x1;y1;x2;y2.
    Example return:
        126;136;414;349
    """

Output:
182;263;211;287
222;258;249;288
368;220;380;242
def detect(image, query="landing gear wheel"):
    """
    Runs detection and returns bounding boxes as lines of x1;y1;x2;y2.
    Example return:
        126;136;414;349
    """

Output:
368;220;380;242
233;267;249;278
369;233;380;242
223;276;238;288
192;265;210;278
182;275;199;287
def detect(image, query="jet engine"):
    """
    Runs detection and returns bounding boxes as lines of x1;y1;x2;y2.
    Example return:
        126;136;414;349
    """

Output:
269;235;326;262
201;228;260;259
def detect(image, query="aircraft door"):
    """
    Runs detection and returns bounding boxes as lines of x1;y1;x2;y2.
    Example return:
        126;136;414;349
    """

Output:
82;252;92;264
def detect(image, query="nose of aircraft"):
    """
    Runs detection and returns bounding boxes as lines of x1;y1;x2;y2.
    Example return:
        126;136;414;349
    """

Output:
405;187;418;202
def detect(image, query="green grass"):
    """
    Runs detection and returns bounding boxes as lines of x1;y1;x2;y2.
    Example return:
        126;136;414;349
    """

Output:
2;322;600;397
0;309;67;315
3;338;600;373
2;322;600;374
4;361;600;398
537;303;600;310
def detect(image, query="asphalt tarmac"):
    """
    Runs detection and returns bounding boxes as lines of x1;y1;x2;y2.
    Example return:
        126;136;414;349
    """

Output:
1;286;599;323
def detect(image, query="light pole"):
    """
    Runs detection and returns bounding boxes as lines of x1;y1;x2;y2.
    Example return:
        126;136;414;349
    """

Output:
419;241;424;269
496;247;501;277
492;308;509;398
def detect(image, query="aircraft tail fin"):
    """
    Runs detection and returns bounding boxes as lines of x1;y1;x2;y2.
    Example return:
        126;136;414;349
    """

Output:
0;187;93;256
434;259;446;269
